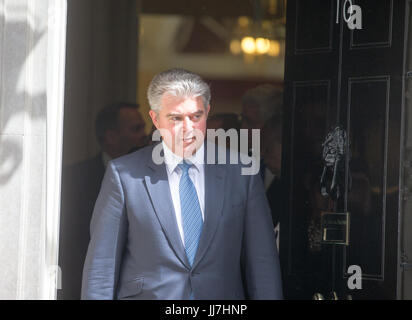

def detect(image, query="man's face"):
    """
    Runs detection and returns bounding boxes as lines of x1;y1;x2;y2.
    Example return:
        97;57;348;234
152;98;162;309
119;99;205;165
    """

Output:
241;103;263;150
241;103;262;130
112;108;147;156
149;93;210;158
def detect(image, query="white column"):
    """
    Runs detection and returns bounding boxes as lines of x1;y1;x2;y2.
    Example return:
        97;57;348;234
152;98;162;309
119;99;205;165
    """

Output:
0;0;66;299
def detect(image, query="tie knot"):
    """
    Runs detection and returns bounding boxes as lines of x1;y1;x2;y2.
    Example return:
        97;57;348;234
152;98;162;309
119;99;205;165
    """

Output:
178;160;192;174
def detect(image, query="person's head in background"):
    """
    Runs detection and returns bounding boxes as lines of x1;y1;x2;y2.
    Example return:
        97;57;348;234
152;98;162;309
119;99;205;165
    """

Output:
241;84;283;133
261;115;282;176
207;113;241;131
95;102;147;159
207;113;241;149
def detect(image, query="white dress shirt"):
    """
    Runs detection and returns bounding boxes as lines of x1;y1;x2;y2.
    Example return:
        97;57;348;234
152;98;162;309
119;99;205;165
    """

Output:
162;141;205;246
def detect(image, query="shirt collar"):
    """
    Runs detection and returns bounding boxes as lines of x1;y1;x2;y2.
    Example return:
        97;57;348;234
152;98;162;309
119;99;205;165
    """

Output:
102;152;112;169
162;141;204;174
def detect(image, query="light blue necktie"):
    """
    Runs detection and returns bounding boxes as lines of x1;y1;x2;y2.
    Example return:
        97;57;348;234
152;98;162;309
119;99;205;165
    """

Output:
178;161;203;267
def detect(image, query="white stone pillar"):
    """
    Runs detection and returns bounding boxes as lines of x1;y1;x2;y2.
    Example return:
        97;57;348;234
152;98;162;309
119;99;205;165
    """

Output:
0;0;66;299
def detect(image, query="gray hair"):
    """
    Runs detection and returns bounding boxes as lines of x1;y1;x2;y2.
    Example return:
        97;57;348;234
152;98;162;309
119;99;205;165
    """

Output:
147;68;211;113
242;84;283;120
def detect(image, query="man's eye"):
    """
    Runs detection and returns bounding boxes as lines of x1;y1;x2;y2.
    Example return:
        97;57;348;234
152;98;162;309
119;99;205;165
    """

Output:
171;117;182;121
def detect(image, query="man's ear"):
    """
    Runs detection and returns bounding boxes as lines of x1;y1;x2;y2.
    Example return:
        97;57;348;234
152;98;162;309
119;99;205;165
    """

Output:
149;110;160;129
206;105;211;117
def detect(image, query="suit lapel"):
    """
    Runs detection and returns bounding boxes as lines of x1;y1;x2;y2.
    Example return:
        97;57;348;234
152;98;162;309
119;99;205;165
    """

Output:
192;144;226;269
144;153;190;269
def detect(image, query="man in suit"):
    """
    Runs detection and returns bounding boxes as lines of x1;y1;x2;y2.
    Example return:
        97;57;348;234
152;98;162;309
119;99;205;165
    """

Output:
240;84;283;193
58;102;146;300
81;69;283;300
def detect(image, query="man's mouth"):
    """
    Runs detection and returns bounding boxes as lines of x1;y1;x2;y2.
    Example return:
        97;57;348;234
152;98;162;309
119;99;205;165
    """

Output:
183;137;195;142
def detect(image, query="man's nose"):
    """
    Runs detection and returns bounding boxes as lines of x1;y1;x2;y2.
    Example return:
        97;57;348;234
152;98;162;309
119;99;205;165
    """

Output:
182;116;194;132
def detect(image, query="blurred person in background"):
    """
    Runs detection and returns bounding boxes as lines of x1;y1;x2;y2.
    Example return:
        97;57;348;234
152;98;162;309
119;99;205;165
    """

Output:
58;102;147;300
261;115;283;246
207;112;241;149
241;84;283;189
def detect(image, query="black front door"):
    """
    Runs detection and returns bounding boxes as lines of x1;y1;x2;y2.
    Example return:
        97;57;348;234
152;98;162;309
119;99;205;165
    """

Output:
280;0;409;299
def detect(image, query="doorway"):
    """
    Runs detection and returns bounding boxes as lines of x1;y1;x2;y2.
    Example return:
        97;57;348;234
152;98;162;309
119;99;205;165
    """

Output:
280;0;412;299
58;0;287;300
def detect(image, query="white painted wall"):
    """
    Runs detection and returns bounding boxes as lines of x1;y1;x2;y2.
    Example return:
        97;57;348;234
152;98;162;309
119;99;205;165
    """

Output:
0;0;66;299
